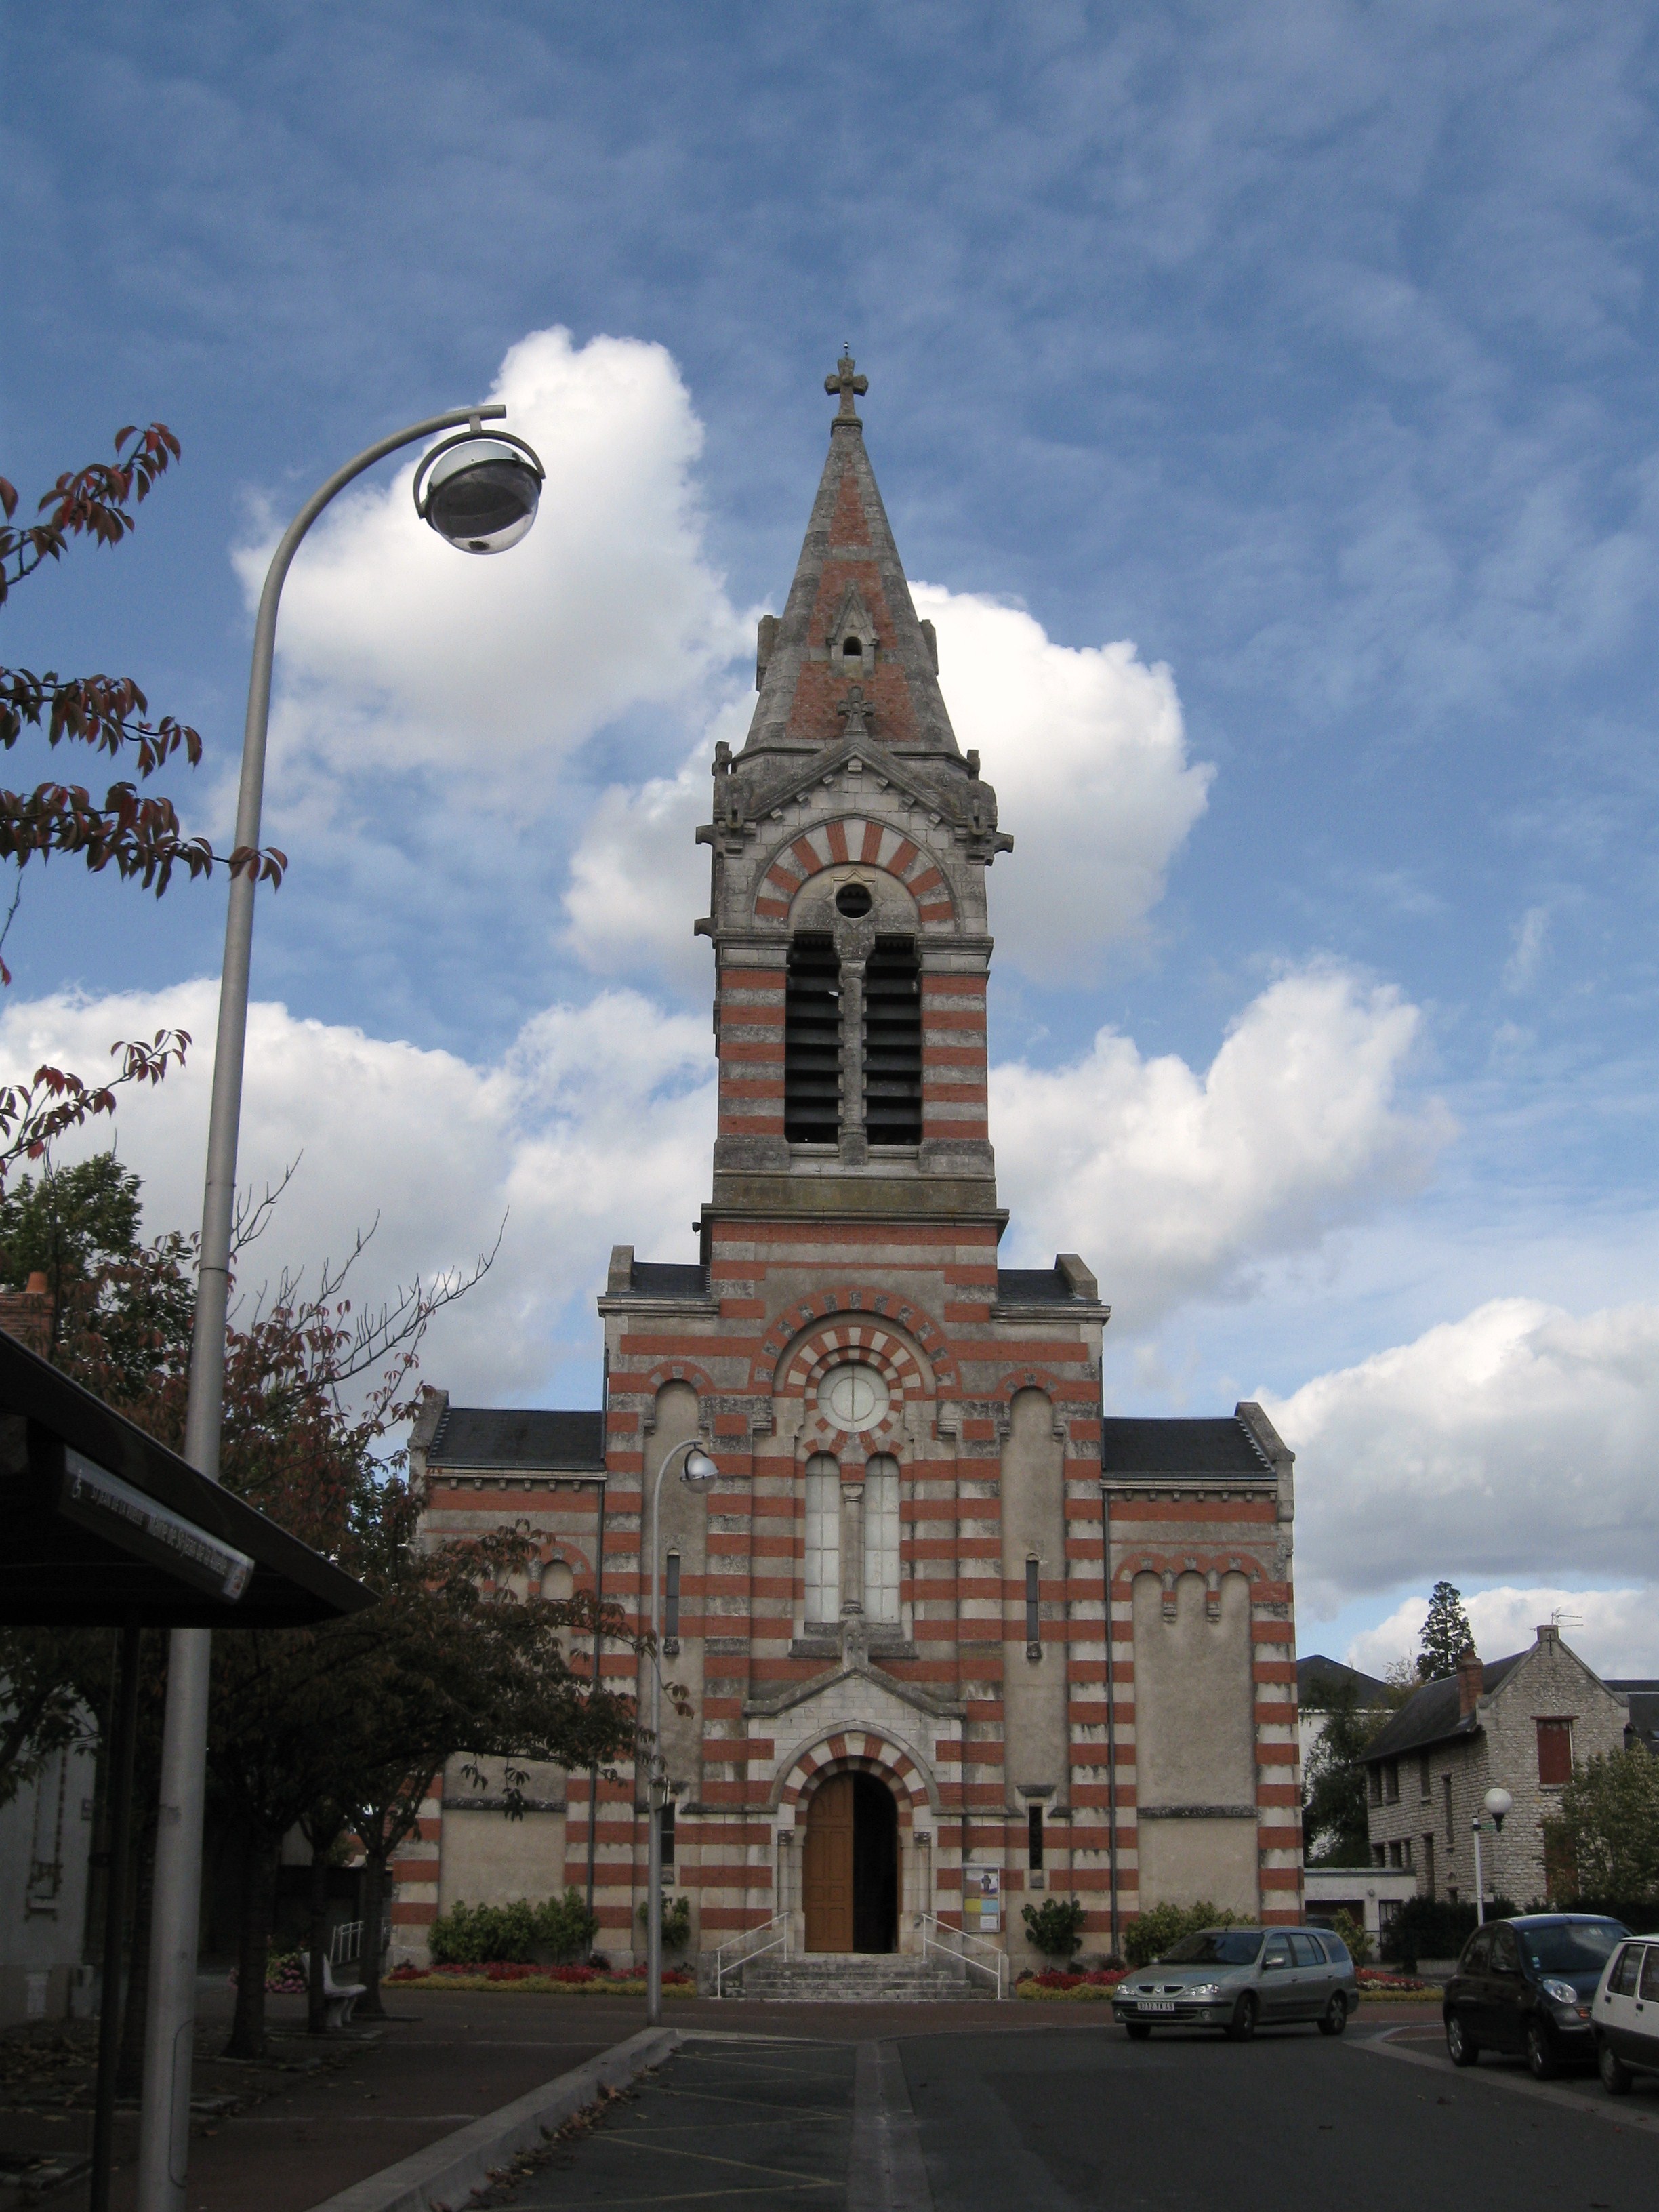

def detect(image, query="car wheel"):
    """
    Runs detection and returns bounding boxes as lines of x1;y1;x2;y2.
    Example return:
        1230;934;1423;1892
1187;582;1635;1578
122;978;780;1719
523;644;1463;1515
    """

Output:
1317;1992;1348;2038
1598;2039;1633;2097
1225;1993;1258;2043
1525;2020;1559;2081
1124;2022;1153;2041
1446;2011;1480;2067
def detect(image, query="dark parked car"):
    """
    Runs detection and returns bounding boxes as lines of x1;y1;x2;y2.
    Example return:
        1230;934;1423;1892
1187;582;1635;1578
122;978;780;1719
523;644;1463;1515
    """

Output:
1111;1926;1359;2041
1443;1914;1629;2078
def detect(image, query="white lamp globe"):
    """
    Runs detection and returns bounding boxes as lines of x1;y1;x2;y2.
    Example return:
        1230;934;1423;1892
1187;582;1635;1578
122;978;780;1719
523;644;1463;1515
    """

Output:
415;433;543;553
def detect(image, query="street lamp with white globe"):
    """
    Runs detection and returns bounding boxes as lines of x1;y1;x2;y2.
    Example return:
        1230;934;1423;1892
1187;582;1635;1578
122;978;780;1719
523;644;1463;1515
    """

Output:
644;1438;718;2024
1473;1786;1515;1926
138;403;544;2212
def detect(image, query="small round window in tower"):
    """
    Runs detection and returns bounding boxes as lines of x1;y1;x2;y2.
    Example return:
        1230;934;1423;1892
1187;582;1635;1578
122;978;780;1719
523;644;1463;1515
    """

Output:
821;1364;890;1432
835;882;874;918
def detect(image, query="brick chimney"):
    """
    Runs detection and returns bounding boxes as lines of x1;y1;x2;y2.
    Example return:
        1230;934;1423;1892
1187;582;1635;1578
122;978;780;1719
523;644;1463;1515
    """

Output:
1457;1646;1485;1719
0;1271;53;1359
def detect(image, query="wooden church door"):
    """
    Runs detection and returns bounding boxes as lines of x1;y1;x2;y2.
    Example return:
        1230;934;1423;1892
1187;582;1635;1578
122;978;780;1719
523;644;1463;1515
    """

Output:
802;1773;856;1951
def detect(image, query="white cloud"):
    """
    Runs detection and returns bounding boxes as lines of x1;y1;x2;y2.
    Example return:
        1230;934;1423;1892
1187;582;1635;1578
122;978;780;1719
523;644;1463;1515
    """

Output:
0;982;715;1403
1267;1297;1659;1610
1347;1586;1659;1684
994;962;1449;1328
916;585;1213;980
236;326;747;802
559;584;1212;989
1502;904;1551;994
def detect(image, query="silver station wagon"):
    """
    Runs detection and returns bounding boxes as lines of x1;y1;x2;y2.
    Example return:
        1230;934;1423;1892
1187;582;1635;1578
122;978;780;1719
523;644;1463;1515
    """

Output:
1111;1926;1361;2042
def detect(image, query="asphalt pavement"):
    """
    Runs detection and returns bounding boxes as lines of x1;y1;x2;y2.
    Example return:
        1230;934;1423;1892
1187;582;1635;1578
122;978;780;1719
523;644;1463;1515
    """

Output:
486;2015;1659;2212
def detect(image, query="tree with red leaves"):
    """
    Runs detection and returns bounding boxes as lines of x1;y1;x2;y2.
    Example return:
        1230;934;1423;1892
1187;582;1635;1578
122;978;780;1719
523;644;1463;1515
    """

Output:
0;425;286;1178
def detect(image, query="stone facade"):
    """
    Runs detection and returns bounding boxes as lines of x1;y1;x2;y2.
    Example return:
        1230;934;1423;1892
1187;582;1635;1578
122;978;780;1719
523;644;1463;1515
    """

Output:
1364;1625;1629;1906
411;363;1303;1974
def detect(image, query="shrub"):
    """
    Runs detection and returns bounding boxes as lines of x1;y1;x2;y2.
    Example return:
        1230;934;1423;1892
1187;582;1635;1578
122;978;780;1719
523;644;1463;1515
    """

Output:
537;1886;600;1963
636;1893;693;1952
1330;1909;1373;1967
1021;1897;1087;1960
1380;1894;1519;1969
429;1898;539;1965
1122;1901;1239;1969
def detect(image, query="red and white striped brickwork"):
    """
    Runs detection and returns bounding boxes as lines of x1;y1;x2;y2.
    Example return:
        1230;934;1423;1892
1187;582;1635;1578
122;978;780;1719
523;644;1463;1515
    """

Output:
411;365;1301;1970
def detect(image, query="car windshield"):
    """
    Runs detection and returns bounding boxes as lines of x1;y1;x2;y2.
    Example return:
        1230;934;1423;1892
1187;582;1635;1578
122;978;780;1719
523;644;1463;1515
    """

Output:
1518;1922;1626;1973
1160;1931;1264;1966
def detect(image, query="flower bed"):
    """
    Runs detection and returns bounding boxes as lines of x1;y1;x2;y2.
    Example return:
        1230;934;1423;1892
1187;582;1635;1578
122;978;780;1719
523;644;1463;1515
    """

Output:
1017;1967;1126;2001
1355;1969;1439;2001
385;1961;695;1996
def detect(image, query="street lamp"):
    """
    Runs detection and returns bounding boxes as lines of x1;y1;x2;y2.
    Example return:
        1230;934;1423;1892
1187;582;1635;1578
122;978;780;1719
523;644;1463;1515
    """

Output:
644;1437;718;2026
1472;1786;1514;1927
137;403;543;2212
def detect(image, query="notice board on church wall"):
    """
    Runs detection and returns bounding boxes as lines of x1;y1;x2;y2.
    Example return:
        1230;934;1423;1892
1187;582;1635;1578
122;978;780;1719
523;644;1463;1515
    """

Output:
964;1866;1001;1935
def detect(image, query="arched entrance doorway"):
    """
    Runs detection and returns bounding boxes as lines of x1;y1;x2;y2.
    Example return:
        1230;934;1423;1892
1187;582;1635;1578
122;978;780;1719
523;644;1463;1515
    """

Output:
802;1771;898;1952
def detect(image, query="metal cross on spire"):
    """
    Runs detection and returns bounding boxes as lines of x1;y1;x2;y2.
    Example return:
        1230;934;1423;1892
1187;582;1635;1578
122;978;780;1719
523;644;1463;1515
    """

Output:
825;350;868;418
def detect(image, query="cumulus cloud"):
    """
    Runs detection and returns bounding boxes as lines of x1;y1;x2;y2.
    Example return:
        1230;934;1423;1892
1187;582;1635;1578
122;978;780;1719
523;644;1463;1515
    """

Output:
994;962;1449;1328
0;982;715;1403
914;585;1213;981
237;326;748;802
1265;1297;1659;1610
1347;1586;1659;1684
560;585;1211;989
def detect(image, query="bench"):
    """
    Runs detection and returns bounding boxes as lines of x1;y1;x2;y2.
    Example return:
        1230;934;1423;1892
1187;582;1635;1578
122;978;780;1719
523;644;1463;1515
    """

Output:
321;1954;365;2030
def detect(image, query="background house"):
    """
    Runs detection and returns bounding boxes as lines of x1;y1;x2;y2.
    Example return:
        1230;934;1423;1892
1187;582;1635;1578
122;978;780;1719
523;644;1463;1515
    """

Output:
1363;1624;1629;1906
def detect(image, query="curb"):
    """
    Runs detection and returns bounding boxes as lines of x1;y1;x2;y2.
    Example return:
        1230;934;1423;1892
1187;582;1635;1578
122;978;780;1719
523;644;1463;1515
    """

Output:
302;2024;680;2212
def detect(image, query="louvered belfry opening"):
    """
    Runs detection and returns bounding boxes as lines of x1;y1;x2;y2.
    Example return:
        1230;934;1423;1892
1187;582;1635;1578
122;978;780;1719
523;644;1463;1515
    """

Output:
785;933;842;1142
864;936;922;1145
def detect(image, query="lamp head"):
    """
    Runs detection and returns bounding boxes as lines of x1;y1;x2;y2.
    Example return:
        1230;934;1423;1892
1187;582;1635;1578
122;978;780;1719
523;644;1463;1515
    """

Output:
413;430;544;553
680;1446;718;1488
1483;1786;1514;1832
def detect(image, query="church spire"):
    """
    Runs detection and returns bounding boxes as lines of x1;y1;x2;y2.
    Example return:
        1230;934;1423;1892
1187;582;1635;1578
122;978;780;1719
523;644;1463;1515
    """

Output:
742;356;960;762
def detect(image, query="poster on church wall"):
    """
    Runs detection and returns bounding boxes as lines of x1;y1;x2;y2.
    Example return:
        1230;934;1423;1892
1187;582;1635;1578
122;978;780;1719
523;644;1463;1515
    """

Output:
964;1866;1001;1935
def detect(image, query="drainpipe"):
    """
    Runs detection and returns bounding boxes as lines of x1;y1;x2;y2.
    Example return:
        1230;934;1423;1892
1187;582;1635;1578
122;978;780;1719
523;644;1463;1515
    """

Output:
1102;1467;1120;1956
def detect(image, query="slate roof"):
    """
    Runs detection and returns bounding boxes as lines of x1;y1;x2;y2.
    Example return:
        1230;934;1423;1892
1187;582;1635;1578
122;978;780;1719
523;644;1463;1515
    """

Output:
1100;1416;1275;1479
996;1267;1077;1304
426;1407;606;1473
1607;1681;1659;1754
1361;1654;1525;1763
1298;1654;1393;1708
626;1261;710;1299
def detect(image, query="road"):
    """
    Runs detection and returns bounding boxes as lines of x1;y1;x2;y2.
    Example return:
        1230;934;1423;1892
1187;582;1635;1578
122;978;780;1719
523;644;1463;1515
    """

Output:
491;2015;1659;2212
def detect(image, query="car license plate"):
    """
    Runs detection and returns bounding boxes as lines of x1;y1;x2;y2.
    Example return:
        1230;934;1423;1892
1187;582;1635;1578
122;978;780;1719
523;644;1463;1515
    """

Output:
1139;2001;1176;2013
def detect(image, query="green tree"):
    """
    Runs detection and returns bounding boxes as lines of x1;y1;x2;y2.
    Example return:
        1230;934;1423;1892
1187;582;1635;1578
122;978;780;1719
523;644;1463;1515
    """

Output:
1542;1748;1659;1905
0;1152;142;1318
1417;1581;1475;1681
1301;1681;1384;1865
1020;1896;1086;1961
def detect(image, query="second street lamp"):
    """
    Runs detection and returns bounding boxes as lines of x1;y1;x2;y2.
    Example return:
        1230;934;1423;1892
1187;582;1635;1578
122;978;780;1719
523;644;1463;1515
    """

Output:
137;402;544;2212
645;1439;718;2025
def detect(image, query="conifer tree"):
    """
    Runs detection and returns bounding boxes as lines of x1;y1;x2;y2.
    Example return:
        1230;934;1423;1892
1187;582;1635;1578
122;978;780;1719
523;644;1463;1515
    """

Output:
1417;1580;1475;1681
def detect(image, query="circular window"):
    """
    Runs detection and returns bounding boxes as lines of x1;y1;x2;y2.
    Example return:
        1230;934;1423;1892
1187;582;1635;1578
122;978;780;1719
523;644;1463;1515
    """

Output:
821;1364;890;1432
835;881;874;917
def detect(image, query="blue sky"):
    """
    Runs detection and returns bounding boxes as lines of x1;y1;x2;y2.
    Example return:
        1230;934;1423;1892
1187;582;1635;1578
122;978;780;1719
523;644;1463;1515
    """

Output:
4;1;1658;1672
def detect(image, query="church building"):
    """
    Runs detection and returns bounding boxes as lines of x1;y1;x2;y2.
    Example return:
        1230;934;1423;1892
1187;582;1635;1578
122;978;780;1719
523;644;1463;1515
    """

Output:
408;359;1303;1984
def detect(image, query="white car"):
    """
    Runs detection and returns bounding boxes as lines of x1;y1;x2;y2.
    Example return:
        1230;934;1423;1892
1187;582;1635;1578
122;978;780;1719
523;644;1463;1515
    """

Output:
1592;1934;1659;2095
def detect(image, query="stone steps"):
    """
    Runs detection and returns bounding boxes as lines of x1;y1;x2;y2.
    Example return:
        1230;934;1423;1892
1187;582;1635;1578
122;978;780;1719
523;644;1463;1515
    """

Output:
731;1952;992;2001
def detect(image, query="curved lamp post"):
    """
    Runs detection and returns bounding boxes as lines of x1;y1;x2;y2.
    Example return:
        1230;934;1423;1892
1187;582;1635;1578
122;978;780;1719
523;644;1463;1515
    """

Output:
644;1438;718;2024
1472;1786;1513;1926
137;406;544;2212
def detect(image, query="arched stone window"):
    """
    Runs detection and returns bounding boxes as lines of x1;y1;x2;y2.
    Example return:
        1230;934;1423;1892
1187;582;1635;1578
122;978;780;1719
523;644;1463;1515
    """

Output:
863;1456;901;1621
804;1454;841;1622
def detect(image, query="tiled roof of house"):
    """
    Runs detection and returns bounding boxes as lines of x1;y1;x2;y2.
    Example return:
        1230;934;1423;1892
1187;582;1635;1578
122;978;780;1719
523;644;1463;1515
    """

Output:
1362;1654;1525;1762
426;1407;606;1472
1100;1416;1275;1479
1298;1654;1392;1708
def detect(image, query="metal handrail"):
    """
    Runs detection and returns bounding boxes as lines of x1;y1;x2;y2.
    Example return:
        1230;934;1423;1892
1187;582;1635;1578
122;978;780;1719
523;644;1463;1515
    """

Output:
713;1911;791;1996
919;1913;1007;1999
